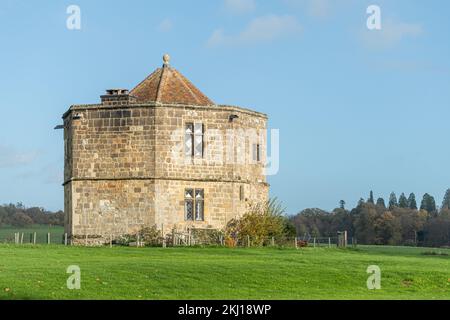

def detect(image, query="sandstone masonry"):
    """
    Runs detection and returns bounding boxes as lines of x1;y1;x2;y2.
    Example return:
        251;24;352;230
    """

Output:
62;55;269;245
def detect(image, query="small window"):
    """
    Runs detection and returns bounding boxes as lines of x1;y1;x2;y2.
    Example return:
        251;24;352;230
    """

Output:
185;188;204;221
195;189;204;221
252;144;261;162
194;123;204;158
185;124;194;157
239;185;244;201
185;189;194;221
185;123;204;158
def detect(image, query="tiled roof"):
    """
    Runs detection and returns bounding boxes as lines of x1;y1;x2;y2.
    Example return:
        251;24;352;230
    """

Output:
130;55;214;106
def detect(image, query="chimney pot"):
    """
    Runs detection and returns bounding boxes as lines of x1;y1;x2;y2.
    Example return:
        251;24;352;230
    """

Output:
101;89;135;105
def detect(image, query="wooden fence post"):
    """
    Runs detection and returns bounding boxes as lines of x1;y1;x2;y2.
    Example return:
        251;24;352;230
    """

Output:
313;237;316;248
247;235;250;248
47;233;51;245
272;237;275;246
110;235;113;248
328;237;331;248
295;237;298;249
21;233;24;244
64;233;68;246
33;232;36;245
345;231;348;247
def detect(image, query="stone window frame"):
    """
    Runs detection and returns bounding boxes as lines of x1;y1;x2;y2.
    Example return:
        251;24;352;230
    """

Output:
185;188;204;221
252;143;261;162
185;122;205;159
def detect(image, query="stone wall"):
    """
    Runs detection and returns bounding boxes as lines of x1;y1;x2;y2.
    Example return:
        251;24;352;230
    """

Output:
154;105;267;183
154;179;268;233
64;101;269;245
67;180;155;245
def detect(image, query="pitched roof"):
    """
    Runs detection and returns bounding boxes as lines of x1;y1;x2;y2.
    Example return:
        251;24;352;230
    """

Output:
130;55;214;106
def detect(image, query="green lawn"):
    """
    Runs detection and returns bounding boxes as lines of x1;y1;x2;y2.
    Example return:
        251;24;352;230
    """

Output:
0;225;64;244
0;245;449;300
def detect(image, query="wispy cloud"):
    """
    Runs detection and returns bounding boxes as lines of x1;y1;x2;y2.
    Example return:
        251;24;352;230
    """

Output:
284;0;332;19
360;19;423;49
207;14;302;47
0;145;39;168
306;0;331;18
223;0;256;15
15;163;62;185
43;165;63;184
372;59;450;75
157;18;173;33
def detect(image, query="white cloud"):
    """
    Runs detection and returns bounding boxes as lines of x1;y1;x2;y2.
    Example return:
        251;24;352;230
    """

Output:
360;19;423;49
224;0;256;14
306;0;331;18
0;145;39;168
14;163;63;185
207;15;302;47
43;165;63;184
157;18;173;32
283;0;332;18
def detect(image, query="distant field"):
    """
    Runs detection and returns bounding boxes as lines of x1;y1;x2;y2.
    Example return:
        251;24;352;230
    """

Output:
0;225;64;244
0;245;449;300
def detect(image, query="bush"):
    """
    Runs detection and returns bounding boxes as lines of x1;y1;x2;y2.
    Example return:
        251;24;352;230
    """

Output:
138;225;164;246
190;228;223;245
225;198;290;246
114;225;164;246
11;212;33;227
114;234;136;246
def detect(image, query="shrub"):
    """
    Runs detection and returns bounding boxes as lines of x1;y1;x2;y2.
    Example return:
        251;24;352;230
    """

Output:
138;225;164;246
225;198;290;246
190;228;223;245
11;212;33;227
114;234;136;246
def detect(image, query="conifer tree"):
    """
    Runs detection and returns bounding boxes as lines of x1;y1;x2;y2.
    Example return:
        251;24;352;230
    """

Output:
388;192;398;209
368;191;374;204
420;193;437;213
376;197;386;208
398;193;408;208
408;193;417;210
442;189;450;210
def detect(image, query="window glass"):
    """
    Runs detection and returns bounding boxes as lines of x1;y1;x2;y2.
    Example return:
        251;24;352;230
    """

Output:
185;200;194;221
185;123;194;157
185;188;205;221
195;200;204;221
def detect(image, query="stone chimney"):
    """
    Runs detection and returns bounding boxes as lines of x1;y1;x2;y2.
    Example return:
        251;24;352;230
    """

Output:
101;89;137;106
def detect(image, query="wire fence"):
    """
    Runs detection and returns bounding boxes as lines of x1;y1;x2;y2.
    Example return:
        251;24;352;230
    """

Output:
0;231;66;245
0;229;358;248
118;233;358;249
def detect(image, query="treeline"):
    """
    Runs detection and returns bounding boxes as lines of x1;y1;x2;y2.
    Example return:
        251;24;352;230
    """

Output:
290;189;450;248
0;203;64;227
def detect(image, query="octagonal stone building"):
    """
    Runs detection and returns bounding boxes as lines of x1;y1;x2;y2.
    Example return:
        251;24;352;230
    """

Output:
62;55;269;245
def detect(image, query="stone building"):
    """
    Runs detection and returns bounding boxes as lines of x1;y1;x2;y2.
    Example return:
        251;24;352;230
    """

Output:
62;55;269;244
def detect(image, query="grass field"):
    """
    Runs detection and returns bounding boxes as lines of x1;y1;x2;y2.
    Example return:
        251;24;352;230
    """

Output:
0;225;64;244
0;245;449;300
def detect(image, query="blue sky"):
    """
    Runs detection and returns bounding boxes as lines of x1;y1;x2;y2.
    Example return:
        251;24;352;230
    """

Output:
0;0;449;213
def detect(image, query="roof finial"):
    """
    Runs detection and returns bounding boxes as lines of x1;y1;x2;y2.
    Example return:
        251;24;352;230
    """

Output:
163;53;171;66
